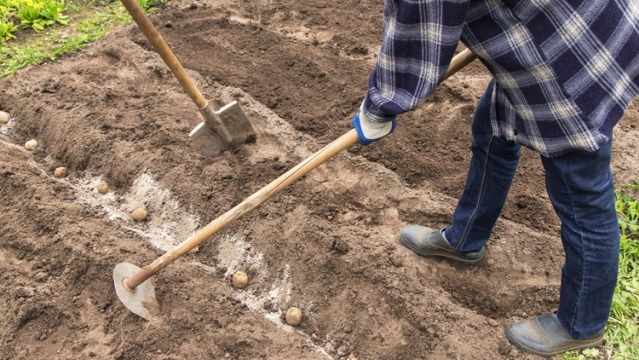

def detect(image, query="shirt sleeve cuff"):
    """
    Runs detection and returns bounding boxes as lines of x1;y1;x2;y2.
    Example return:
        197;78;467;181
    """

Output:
362;95;397;124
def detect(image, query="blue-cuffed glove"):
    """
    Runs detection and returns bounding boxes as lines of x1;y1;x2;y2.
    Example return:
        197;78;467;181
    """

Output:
351;111;396;145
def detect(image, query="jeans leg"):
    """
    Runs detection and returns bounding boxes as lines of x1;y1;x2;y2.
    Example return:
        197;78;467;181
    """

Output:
445;80;521;253
540;140;620;339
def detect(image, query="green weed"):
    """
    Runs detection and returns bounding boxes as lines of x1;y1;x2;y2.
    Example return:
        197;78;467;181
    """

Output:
15;0;68;31
0;0;19;14
40;0;69;26
0;18;18;42
0;42;52;75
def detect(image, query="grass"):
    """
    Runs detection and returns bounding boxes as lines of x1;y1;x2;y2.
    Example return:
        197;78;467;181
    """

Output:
563;182;639;359
0;5;129;76
0;0;159;77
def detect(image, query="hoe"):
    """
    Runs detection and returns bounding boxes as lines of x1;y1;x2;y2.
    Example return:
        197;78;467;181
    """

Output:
114;49;477;320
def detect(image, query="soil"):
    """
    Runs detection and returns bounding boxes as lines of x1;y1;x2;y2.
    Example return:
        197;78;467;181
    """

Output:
1;1;638;359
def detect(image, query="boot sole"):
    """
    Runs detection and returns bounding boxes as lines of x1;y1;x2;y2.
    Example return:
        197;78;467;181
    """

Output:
399;235;484;266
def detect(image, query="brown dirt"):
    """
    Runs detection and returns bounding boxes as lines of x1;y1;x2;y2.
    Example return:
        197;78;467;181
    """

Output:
1;1;638;359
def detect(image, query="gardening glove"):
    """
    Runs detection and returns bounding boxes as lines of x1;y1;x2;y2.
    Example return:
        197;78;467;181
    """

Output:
351;107;395;145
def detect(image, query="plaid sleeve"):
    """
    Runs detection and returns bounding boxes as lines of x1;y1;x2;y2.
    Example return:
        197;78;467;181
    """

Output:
363;0;471;122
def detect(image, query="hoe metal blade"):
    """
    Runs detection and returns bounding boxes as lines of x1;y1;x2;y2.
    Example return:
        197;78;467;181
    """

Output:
113;262;159;321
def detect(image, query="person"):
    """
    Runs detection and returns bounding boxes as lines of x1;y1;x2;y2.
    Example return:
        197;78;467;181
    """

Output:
351;0;639;356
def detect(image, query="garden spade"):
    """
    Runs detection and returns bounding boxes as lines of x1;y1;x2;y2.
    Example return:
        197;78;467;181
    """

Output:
120;0;255;157
113;49;477;321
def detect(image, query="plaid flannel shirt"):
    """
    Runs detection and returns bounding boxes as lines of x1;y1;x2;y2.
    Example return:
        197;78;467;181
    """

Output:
363;0;639;157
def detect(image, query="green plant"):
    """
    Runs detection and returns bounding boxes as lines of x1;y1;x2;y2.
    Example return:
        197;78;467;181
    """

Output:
0;18;18;42
0;0;19;15
617;182;639;235
40;0;68;26
137;0;159;12
15;0;49;30
15;0;68;31
136;0;150;11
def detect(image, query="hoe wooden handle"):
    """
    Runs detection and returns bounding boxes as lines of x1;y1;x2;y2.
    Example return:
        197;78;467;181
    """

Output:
124;129;360;289
120;0;207;109
124;48;478;289
444;48;477;81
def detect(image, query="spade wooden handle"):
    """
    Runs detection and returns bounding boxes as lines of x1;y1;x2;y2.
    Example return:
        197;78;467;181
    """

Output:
120;0;207;109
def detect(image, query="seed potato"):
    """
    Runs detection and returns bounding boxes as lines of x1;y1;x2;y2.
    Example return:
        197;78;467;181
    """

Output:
232;271;249;289
131;206;148;221
54;167;68;178
97;181;109;194
285;307;303;326
0;111;9;124
24;139;38;151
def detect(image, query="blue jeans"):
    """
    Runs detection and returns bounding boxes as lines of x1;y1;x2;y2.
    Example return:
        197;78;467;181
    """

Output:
444;80;620;339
